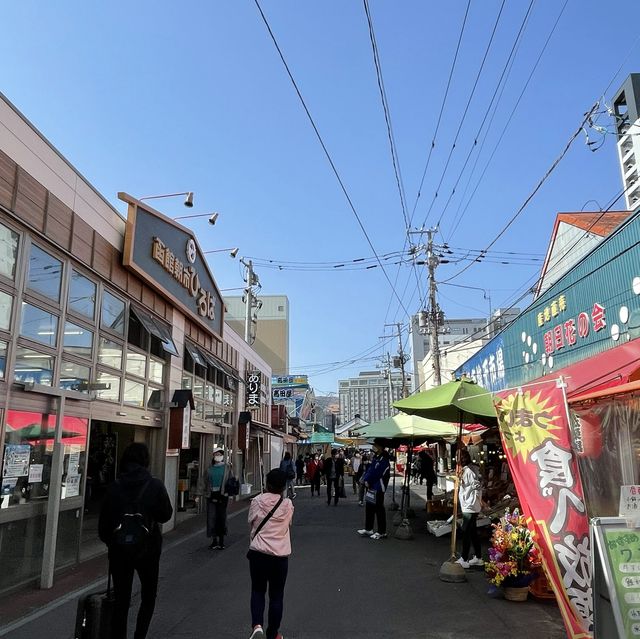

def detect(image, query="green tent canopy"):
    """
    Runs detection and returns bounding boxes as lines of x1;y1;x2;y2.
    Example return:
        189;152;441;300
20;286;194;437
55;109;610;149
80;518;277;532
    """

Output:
353;413;473;441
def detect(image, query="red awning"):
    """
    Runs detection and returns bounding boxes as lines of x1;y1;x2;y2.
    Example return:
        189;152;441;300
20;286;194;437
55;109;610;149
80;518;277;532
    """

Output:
569;379;640;404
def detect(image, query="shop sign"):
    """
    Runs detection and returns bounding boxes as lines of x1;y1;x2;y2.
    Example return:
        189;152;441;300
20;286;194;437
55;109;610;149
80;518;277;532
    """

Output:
273;388;294;399
272;375;309;389
542;302;607;356
619;485;640;521
458;337;506;392
120;194;224;340
247;371;261;410
495;383;592;637
182;403;191;449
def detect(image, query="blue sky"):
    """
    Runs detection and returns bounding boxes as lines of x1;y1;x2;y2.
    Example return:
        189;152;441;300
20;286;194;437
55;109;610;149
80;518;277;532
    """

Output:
1;1;638;396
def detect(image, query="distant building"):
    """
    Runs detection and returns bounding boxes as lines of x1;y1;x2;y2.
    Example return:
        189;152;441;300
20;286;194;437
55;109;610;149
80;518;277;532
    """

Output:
224;295;289;375
338;370;409;423
420;339;486;391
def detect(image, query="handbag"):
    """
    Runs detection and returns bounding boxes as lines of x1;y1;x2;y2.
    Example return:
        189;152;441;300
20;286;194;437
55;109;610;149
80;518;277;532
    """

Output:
251;496;284;541
365;489;377;505
225;475;240;496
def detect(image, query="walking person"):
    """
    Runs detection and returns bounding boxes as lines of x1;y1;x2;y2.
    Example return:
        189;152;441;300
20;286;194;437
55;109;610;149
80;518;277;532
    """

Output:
420;450;437;501
322;449;344;506
248;469;294;639
279;452;296;499
456;449;484;569
357;439;390;540
306;454;321;496
200;448;232;549
98;442;173;639
357;452;372;505
295;455;305;486
350;452;361;495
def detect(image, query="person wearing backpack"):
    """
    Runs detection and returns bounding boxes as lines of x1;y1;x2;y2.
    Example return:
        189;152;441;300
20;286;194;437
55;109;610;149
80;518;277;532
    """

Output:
278;452;296;500
200;448;233;550
247;468;294;639
98;442;173;639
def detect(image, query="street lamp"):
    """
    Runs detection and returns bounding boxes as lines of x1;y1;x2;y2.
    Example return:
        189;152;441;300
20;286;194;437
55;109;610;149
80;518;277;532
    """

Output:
139;191;194;207
173;212;219;225
204;247;239;258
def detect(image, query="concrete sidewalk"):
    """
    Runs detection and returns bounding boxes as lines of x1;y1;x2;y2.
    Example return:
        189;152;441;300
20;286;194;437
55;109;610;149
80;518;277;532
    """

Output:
2;483;566;639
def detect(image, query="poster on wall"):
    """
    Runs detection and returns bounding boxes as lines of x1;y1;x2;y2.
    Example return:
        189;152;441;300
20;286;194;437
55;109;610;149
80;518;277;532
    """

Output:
65;475;81;498
2;444;31;478
28;464;43;483
494;381;592;638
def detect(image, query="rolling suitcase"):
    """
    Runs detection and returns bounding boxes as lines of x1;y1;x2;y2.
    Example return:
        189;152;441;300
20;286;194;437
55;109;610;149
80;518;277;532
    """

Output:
74;572;114;639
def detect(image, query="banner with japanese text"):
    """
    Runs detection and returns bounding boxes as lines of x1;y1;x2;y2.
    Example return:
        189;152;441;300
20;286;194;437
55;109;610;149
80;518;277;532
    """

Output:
495;383;592;638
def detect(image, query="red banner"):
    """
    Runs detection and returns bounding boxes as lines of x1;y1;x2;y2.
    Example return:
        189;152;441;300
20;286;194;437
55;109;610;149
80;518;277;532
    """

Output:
494;382;592;638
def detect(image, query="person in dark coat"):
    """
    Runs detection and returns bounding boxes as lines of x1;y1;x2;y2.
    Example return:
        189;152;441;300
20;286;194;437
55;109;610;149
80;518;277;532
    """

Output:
419;450;437;500
98;442;173;639
357;439;390;540
322;449;345;506
295;455;305;486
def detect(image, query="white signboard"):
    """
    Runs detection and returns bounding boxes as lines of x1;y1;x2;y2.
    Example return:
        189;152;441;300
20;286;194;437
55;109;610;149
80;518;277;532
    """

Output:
28;464;43;483
65;475;81;498
619;485;640;521
182;404;192;449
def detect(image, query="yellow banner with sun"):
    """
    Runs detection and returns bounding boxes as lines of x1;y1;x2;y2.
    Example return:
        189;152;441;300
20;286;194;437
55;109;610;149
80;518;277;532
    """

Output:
495;385;592;638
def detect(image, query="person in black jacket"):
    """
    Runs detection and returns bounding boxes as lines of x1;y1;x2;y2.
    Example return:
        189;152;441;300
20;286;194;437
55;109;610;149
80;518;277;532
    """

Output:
322;449;345;506
99;442;173;639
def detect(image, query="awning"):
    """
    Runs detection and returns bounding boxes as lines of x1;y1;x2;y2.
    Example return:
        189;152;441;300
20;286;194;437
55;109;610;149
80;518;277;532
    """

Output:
185;341;208;367
569;379;640;405
195;346;241;388
131;305;179;357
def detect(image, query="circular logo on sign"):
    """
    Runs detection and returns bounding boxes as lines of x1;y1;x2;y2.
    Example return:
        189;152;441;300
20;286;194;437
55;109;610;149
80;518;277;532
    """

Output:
186;239;197;264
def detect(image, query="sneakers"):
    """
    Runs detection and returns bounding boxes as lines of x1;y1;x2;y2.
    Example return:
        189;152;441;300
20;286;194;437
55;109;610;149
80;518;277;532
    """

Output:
468;556;484;567
357;528;374;537
370;532;387;540
358;501;364;506
455;557;470;569
249;626;264;639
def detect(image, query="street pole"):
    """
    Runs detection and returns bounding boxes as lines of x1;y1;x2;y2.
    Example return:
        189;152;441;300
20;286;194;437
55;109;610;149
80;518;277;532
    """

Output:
396;322;408;398
385;353;399;511
426;228;442;387
243;259;253;344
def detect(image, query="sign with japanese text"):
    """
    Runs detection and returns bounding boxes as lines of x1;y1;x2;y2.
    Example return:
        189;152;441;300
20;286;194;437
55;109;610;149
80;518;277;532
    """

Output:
458;337;506;392
495;383;592;638
620;486;640;521
182;403;191;449
603;529;640;638
272;375;310;388
121;194;224;340
246;371;261;410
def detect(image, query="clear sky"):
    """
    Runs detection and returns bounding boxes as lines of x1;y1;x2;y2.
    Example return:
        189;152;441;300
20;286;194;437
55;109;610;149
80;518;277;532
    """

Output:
1;1;638;397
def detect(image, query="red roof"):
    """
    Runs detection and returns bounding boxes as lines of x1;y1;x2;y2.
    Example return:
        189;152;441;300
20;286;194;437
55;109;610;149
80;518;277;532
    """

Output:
556;211;631;237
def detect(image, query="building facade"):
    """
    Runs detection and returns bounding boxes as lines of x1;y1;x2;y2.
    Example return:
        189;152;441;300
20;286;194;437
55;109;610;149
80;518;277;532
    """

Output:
0;94;275;594
338;370;409;423
224;295;289;377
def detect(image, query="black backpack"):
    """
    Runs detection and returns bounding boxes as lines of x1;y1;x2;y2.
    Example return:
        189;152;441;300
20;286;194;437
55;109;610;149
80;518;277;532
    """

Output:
225;475;240;496
111;480;153;558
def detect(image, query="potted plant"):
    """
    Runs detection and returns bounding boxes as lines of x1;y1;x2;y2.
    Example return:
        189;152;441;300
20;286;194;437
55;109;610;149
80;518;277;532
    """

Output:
485;508;541;601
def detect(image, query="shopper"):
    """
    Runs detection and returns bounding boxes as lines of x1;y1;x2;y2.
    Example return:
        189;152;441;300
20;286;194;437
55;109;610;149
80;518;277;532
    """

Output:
279;452;296;499
456;449;484;569
247;469;294;639
306;454;321;496
349;452;361;495
295;454;305;486
419;450;437;500
200;448;232;550
357;439;390;540
322;449;345;506
98;442;173;639
356;452;371;505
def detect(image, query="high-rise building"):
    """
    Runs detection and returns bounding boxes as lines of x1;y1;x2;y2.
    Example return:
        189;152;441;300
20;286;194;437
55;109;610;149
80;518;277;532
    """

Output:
338;370;409;423
224;295;289;376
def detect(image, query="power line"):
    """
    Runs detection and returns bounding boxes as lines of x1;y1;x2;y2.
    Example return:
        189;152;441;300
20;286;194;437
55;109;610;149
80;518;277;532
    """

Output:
253;0;412;319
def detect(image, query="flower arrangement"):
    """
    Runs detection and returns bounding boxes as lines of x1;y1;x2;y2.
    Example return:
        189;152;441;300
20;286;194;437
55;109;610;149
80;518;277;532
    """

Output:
485;508;541;587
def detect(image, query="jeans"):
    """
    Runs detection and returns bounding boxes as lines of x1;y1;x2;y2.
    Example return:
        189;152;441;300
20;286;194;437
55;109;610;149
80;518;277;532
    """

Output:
461;512;481;560
248;549;289;639
326;477;340;505
365;490;386;534
206;494;228;543
285;479;295;498
109;550;160;639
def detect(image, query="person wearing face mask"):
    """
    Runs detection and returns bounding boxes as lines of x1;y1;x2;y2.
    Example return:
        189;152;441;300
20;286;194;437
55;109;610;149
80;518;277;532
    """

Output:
200;448;232;550
357;439;390;540
306;454;321;496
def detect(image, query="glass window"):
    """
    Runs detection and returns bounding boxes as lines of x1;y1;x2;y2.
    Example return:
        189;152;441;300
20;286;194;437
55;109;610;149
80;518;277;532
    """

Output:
101;291;125;335
68;270;96;319
0;340;6;379
192;377;204;399
0;291;12;330
20;303;58;348
150;334;164;359
0;223;19;280
95;371;120;402
181;375;192;390
126;350;146;378
149;359;164;385
14;347;54;386
98;338;123;369
147;387;163;410
59;361;90;393
205;382;215;402
194;399;205;420
123;379;145;407
28;244;62;301
128;311;148;350
63;322;93;359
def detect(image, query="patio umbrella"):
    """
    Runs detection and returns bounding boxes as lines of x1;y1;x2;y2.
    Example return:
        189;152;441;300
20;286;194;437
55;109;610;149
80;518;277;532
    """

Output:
393;379;497;581
354;413;478;441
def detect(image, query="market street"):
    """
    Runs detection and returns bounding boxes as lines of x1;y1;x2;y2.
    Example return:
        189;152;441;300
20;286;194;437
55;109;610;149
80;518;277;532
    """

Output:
3;483;565;639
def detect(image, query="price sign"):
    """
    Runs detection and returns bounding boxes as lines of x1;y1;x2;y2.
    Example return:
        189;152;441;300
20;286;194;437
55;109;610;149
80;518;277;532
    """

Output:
604;529;640;638
621;486;640;521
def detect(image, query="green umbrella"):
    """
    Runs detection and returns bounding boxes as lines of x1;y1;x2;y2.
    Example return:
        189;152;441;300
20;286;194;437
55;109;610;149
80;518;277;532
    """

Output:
393;379;497;580
354;414;466;441
393;378;497;425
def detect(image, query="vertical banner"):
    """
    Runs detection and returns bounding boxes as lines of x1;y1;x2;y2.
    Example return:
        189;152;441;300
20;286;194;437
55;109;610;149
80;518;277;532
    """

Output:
495;382;592;638
246;371;261;410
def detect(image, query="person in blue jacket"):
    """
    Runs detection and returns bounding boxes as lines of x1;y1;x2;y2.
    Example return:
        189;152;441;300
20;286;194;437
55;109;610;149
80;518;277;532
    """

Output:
357;439;390;540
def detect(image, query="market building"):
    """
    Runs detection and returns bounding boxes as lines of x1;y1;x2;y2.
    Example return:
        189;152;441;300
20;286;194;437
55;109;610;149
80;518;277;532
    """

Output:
0;93;275;594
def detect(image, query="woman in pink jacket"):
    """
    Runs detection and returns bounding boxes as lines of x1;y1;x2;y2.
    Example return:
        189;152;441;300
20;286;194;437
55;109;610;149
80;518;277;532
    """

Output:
247;468;294;639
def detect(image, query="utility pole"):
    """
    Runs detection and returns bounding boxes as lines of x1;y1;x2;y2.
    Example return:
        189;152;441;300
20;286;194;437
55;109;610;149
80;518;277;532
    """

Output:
386;352;395;407
386;322;409;398
240;258;261;345
426;228;442;386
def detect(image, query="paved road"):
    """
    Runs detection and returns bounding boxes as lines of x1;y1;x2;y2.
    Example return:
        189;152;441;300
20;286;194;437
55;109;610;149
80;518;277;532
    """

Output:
6;483;566;639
